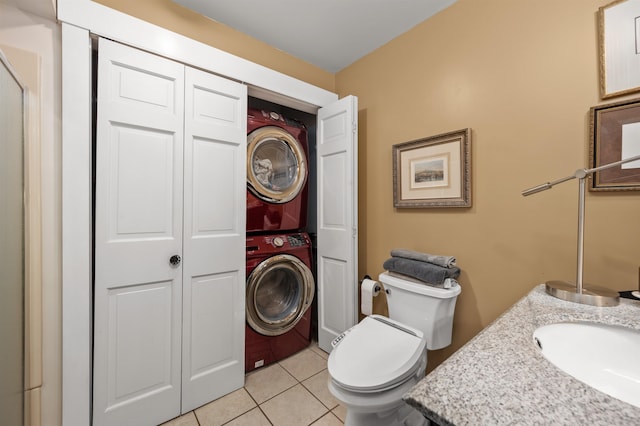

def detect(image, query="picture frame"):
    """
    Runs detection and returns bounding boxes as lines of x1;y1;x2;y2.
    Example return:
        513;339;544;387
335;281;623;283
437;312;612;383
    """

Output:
393;128;471;208
598;0;640;99
589;98;640;191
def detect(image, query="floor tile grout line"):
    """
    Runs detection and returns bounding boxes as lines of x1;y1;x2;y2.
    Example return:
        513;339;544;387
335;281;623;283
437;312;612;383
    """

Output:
230;388;264;425
255;362;334;426
310;411;342;426
243;382;276;426
299;369;340;412
278;357;329;383
244;363;321;426
256;404;275;426
245;372;299;406
305;409;331;426
182;343;339;426
275;360;300;382
192;408;202;426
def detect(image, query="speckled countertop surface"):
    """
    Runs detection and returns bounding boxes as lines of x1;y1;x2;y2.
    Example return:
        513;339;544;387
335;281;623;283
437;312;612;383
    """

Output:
403;284;640;425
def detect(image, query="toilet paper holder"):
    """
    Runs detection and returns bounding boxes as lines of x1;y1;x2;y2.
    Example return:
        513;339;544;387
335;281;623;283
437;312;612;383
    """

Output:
362;275;389;294
360;275;388;317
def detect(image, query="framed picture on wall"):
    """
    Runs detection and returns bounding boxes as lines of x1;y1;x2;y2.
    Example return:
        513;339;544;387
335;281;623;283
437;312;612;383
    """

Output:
392;128;471;208
589;98;640;191
598;0;640;98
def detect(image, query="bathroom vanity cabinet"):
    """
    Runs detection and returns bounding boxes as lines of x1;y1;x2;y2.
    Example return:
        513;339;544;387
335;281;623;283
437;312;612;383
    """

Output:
404;285;640;425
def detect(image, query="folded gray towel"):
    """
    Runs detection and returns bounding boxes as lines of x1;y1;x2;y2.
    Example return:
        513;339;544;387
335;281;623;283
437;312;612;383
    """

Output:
390;248;456;268
383;256;460;285
387;271;459;289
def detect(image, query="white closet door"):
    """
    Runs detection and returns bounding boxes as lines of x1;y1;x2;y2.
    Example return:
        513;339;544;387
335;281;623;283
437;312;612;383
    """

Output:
316;95;359;352
93;39;185;426
181;67;247;412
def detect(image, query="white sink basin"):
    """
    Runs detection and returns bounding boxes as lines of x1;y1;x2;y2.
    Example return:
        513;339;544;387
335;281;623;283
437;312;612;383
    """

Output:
533;322;640;408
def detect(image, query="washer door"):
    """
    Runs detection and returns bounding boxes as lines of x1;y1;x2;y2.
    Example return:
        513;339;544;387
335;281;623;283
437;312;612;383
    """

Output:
246;254;315;336
247;126;307;204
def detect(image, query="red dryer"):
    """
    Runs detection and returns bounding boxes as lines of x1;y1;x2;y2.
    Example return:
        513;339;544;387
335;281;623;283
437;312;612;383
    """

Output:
245;232;315;372
246;109;309;233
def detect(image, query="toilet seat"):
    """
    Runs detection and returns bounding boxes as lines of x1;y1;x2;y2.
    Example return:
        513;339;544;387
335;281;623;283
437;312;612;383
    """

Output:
328;315;426;393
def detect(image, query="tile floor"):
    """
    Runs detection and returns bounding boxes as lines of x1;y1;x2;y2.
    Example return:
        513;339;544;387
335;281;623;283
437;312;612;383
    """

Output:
161;343;345;426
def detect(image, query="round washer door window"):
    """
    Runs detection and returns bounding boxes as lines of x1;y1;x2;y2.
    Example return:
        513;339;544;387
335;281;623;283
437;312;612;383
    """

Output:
246;254;315;336
247;126;307;204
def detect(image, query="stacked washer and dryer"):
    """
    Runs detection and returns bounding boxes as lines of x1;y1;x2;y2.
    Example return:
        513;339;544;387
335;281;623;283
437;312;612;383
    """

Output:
244;108;316;372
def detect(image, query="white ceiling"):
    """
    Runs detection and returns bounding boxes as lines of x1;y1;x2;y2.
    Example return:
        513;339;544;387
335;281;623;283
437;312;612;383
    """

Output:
173;0;457;73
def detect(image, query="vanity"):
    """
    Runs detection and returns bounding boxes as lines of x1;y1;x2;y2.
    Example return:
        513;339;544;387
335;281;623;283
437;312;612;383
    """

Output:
403;285;640;425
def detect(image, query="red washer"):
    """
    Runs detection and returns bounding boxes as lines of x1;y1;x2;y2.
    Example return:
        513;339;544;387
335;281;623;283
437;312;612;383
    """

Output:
245;232;315;372
246;109;309;233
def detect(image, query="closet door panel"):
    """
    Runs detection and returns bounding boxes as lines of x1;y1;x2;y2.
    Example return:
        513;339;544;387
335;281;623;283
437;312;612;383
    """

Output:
187;273;237;375
106;125;175;237
317;96;359;353
106;281;174;399
182;66;247;413
94;39;184;426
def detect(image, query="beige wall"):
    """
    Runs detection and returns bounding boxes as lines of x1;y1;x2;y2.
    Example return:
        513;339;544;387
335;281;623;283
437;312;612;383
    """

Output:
94;0;335;92
337;0;640;371
95;0;640;372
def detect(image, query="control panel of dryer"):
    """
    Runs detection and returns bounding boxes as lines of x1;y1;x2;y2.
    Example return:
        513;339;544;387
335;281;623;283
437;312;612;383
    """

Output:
246;232;311;255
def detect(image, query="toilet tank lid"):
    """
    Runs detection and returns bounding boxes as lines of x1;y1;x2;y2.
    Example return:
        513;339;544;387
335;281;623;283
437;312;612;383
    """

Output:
378;271;461;298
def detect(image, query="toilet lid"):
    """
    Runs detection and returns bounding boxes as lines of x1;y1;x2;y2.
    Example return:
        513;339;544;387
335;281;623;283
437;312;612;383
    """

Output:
328;315;426;392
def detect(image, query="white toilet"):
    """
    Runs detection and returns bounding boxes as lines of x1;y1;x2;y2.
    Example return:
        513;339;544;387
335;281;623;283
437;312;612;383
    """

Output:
327;271;461;426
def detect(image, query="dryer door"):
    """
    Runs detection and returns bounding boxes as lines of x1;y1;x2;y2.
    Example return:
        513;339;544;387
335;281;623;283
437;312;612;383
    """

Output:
247;126;308;203
246;254;314;336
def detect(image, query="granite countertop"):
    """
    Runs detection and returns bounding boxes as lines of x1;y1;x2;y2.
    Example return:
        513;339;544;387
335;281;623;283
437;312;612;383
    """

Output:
403;284;640;425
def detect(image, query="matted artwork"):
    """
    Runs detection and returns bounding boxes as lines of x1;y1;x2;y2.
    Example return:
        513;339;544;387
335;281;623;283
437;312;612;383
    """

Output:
393;128;471;208
589;98;640;191
599;0;640;98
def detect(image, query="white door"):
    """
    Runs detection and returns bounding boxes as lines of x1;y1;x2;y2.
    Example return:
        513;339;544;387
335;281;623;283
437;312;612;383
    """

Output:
181;67;246;412
93;39;185;426
94;39;247;424
316;96;359;352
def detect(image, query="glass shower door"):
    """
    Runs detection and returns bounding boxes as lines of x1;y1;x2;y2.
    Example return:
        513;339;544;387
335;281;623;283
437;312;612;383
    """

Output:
0;50;25;426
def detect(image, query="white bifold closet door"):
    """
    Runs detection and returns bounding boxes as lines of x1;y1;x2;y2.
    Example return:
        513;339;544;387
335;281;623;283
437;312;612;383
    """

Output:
93;38;246;426
181;65;246;413
316;96;359;352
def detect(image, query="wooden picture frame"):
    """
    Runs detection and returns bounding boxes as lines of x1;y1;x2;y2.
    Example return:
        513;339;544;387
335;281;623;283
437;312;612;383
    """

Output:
598;0;640;98
393;128;471;208
589;98;640;191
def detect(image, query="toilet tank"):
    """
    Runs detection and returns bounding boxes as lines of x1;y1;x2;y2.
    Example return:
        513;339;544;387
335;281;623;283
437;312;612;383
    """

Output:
378;271;461;350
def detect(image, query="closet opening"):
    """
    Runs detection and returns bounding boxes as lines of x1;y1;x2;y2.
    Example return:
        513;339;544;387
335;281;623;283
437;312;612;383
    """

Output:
246;96;319;341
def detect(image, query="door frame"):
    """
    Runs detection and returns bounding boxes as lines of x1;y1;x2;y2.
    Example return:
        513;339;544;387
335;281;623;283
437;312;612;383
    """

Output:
60;2;340;425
